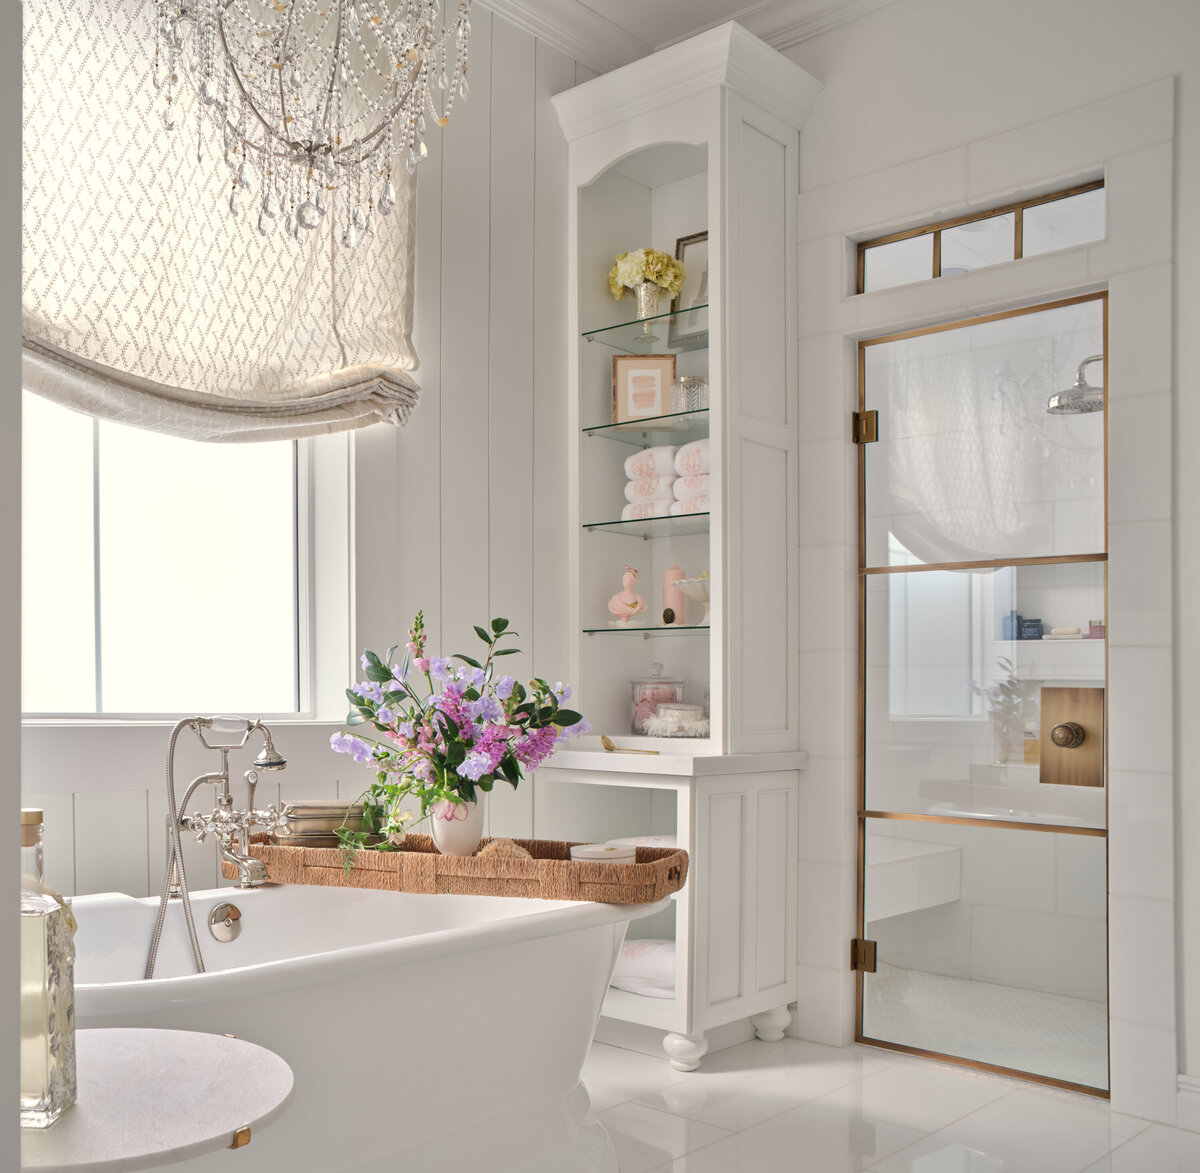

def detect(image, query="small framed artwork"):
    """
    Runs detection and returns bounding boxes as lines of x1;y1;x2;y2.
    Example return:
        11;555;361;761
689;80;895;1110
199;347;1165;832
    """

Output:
669;230;709;351
612;354;676;423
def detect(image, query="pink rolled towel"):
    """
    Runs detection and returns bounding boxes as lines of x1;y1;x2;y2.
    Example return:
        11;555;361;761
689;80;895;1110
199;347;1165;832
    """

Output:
673;473;710;501
670;496;709;515
674;438;710;477
625;475;676;503
622;501;673;521
623;445;678;480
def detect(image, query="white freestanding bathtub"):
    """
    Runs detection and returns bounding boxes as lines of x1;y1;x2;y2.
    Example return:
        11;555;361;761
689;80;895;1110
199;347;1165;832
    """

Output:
72;884;668;1172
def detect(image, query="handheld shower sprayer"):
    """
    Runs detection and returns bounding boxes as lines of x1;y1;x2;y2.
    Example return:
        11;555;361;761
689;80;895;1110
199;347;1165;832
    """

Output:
144;715;291;980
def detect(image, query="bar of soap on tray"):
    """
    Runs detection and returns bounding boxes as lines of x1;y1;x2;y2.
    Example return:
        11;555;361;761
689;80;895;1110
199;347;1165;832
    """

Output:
570;843;637;864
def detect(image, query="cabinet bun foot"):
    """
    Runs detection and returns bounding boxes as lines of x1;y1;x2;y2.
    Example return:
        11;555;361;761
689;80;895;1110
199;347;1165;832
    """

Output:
750;1006;792;1042
663;1032;709;1071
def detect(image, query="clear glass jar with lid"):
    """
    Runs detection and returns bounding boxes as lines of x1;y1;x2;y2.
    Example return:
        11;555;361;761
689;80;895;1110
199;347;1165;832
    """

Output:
630;663;684;735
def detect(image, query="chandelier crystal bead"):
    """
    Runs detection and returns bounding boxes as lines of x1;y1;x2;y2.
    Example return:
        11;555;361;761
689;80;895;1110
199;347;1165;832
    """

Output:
155;0;472;243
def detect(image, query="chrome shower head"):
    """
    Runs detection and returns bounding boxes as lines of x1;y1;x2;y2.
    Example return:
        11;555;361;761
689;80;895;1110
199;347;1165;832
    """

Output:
252;725;287;771
1047;353;1104;415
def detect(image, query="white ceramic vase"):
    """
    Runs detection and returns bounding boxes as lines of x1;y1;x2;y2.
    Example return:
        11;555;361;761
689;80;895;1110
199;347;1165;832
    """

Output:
430;796;486;856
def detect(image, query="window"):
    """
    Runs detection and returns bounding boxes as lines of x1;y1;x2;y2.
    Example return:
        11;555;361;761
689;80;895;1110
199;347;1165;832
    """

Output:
22;393;301;715
857;181;1106;293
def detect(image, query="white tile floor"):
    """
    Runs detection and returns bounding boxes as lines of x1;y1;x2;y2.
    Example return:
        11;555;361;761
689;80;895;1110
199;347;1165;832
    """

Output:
581;1038;1200;1172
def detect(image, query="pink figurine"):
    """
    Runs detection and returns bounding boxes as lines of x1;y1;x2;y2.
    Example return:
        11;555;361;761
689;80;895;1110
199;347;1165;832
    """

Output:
609;565;648;625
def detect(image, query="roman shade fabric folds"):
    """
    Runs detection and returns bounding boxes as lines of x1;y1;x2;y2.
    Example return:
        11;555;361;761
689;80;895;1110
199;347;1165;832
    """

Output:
22;0;420;442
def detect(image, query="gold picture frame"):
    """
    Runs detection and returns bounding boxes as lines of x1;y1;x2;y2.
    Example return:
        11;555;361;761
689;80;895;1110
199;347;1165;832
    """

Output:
669;230;709;351
612;354;676;423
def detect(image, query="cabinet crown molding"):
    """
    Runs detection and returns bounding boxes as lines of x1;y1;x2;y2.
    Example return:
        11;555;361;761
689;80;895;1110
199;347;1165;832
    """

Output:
552;22;822;143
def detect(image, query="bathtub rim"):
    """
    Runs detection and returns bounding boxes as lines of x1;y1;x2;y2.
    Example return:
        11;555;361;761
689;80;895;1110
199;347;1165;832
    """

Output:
74;885;670;1016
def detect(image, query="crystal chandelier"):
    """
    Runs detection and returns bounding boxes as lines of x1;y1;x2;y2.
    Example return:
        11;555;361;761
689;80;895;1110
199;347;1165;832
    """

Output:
155;0;472;246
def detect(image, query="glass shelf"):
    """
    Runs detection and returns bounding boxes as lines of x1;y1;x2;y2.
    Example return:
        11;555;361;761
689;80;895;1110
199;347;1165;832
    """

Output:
583;304;709;354
584;624;709;637
583;409;709;447
582;513;710;539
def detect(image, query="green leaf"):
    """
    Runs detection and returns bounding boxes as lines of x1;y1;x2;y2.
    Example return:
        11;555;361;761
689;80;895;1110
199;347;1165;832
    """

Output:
492;647;520;657
553;709;583;727
474;625;493;645
454;654;484;669
362;650;393;682
499;757;521;785
346;711;366;726
477;777;494;792
491;618;509;634
458;779;477;804
511;682;526;705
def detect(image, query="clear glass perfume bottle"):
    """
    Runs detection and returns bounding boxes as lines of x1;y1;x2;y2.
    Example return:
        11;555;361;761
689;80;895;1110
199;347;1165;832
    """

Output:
20;808;76;1128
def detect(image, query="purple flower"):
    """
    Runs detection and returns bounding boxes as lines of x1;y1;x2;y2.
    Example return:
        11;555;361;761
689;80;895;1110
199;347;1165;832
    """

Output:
378;706;397;724
458;665;487;689
330;732;374;764
358;680;385;703
456;751;493;781
360;653;372;672
429;656;451;681
553;681;572;703
495;675;516;700
397;720;416;739
476;696;503;724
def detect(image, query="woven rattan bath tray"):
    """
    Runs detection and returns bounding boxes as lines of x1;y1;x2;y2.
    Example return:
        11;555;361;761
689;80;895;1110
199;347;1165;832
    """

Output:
223;833;688;904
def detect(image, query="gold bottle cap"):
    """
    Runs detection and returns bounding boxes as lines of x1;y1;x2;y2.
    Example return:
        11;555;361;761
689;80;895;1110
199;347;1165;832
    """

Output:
21;808;44;826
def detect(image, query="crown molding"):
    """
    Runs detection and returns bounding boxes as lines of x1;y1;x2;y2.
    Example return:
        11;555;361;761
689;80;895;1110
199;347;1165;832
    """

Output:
552;22;822;143
481;0;899;74
479;0;652;74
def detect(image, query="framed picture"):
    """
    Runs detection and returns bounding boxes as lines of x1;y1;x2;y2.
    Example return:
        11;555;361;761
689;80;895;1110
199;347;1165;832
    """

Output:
669;231;709;351
612;354;676;423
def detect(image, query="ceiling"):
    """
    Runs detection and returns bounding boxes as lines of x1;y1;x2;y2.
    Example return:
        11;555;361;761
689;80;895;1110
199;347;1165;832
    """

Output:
483;0;899;74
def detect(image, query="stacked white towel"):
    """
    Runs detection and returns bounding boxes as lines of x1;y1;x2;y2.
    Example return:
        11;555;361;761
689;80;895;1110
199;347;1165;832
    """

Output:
670;496;709;516
674;438;710;477
673;474;710;501
609;938;676;999
622;448;677;519
624;445;677;479
621;501;673;521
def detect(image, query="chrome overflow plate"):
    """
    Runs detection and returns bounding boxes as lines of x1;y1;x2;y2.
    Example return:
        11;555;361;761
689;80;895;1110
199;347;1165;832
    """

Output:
208;902;243;942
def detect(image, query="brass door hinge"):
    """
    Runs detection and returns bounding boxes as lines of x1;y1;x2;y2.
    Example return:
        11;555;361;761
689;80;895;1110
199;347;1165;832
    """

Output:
852;410;878;444
850;938;877;973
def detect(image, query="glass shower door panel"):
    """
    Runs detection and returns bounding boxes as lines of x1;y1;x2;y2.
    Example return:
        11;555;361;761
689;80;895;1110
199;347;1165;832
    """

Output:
862;298;1105;568
864;560;1105;827
861;819;1108;1090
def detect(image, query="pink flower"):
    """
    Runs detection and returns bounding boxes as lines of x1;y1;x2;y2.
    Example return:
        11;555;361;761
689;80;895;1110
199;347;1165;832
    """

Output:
414;657;430;673
435;799;469;822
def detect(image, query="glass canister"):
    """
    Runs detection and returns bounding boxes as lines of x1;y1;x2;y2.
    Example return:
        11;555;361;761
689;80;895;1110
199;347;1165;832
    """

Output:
671;375;709;413
630;663;684;735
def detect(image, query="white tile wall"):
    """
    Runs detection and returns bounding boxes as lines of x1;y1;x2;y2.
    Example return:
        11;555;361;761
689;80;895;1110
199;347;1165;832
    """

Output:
1108;896;1177;1032
1109;1021;1180;1126
1108;521;1172;645
73;790;147;897
1107;264;1173;399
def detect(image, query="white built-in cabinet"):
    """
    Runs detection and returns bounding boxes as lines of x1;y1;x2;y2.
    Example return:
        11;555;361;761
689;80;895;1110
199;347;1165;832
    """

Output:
544;25;821;1069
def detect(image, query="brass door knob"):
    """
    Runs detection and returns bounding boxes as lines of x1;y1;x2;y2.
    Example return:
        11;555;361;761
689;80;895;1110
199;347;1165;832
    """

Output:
1050;721;1086;749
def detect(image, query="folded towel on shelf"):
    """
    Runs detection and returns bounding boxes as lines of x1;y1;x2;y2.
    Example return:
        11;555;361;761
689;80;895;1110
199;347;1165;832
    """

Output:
621;500;674;521
670;496;709;515
673;473;710;501
610;938;676;999
674;438;710;477
625;475;677;503
624;445;678;480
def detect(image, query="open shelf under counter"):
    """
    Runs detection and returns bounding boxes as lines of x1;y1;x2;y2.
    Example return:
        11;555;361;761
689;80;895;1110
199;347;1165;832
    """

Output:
544;745;809;778
583;304;709;355
583;512;709;539
583;409;709;448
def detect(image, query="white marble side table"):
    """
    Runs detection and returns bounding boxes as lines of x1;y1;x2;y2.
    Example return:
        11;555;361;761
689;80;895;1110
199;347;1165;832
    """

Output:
21;1028;294;1172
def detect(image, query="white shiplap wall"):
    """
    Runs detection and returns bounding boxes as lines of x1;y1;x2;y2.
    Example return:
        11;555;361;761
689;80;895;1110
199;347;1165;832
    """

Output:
20;13;589;897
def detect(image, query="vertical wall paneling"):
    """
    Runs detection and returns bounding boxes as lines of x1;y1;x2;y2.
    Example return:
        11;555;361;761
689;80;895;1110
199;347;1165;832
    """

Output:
486;21;537;838
756;786;791;993
532;41;575;701
438;7;494;651
706;791;745;1006
73;790;148;897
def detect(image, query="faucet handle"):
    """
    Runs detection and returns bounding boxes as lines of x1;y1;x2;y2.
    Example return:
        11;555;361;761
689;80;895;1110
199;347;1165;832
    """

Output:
244;768;259;812
250;804;291;837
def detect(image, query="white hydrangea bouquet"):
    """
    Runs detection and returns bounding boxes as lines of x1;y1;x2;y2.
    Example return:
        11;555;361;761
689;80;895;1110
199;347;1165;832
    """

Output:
608;247;685;301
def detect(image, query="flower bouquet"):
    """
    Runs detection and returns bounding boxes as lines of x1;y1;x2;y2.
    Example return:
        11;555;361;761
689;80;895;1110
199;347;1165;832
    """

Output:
608;247;685;301
331;612;588;860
